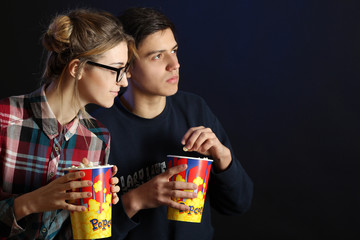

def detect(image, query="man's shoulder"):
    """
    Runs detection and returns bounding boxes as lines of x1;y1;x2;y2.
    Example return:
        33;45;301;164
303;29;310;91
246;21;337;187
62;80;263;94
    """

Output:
168;91;214;121
171;90;207;106
90;101;120;120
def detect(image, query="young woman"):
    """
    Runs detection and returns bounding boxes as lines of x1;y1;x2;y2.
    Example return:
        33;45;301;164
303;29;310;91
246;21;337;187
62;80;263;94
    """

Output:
0;8;134;239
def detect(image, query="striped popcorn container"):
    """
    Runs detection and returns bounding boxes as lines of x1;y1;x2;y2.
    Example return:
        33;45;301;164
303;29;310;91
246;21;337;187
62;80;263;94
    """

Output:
64;165;113;239
167;155;212;223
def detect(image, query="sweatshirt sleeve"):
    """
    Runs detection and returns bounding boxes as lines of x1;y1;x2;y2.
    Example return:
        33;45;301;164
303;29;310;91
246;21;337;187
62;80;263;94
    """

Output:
111;196;140;239
206;112;254;215
208;154;254;215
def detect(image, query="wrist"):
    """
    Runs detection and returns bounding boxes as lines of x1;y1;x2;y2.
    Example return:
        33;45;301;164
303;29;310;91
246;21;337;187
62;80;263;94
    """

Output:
14;193;36;220
214;148;232;172
122;190;141;218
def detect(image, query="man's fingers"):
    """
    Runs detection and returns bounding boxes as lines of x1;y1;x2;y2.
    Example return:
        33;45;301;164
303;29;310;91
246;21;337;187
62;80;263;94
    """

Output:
169;189;197;199
181;126;205;145
168;181;197;190
165;164;187;178
183;127;213;151
168;200;190;211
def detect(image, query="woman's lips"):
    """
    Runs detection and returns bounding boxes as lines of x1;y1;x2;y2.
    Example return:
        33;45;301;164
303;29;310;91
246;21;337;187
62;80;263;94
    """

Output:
110;91;119;96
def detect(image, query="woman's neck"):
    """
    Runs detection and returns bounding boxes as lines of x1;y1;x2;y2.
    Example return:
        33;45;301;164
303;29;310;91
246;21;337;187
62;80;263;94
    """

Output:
45;81;80;125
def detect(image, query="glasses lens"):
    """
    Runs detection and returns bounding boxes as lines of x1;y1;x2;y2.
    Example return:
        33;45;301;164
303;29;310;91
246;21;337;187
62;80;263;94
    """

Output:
117;64;129;83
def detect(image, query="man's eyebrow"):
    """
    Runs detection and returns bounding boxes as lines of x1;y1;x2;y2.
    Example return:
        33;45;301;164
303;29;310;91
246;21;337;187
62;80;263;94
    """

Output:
144;44;178;57
145;49;165;57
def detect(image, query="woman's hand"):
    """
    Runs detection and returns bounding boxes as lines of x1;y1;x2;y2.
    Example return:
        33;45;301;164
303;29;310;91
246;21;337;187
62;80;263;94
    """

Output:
110;165;120;204
81;157;120;204
14;170;92;220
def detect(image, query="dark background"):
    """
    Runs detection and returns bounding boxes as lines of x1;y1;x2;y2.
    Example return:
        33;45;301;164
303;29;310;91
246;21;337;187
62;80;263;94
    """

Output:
3;0;360;239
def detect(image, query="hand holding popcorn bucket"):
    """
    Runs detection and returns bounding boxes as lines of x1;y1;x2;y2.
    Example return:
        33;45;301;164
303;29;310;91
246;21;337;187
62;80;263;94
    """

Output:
64;164;113;239
167;155;213;223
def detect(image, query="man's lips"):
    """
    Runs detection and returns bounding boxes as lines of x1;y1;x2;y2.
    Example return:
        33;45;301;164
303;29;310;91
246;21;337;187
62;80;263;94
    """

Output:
166;75;179;83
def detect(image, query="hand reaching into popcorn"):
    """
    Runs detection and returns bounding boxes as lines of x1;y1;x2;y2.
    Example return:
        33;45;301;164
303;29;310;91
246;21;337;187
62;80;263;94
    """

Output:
182;126;232;171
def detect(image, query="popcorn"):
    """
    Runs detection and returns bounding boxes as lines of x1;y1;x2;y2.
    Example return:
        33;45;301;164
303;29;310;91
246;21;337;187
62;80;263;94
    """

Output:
70;161;96;169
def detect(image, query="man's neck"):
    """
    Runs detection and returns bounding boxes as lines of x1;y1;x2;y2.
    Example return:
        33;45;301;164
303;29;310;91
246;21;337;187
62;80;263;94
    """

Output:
121;88;166;119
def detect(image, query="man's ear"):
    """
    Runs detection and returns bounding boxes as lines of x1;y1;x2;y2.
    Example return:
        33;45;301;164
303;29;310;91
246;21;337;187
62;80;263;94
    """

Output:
68;59;82;79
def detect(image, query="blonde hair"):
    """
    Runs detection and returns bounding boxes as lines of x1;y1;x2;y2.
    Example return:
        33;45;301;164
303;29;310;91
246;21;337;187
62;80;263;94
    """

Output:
41;8;135;122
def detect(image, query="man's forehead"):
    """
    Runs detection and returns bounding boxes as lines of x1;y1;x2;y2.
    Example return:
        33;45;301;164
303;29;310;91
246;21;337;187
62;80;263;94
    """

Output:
137;29;177;54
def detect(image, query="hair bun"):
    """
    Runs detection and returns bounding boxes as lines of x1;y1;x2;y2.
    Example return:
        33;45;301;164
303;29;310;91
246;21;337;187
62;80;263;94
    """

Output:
42;15;72;54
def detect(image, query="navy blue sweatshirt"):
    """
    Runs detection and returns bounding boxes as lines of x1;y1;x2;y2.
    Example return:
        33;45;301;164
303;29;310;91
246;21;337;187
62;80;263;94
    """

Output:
92;91;253;240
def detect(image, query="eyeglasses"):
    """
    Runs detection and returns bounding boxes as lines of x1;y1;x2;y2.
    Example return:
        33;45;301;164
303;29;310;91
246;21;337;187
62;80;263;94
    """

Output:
87;61;129;83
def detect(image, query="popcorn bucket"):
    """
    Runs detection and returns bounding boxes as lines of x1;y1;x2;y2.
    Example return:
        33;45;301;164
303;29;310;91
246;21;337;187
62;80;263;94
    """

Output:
167;155;213;223
64;165;113;239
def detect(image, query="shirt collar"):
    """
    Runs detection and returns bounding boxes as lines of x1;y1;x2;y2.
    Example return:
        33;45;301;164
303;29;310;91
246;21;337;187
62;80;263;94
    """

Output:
28;86;80;140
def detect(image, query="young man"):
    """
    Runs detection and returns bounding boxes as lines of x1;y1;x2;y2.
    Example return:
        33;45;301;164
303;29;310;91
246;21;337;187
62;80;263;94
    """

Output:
92;7;253;239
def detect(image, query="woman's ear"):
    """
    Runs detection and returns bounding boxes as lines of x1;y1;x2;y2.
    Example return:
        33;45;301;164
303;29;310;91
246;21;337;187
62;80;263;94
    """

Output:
126;71;132;79
68;59;82;79
126;64;133;79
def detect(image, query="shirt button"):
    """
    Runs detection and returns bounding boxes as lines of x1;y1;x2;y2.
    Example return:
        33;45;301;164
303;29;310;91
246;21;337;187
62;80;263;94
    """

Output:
54;146;59;152
49;172;55;178
41;227;47;233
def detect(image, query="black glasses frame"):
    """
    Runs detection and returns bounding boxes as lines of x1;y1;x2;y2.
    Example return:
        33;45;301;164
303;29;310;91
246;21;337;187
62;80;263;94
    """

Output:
87;61;129;83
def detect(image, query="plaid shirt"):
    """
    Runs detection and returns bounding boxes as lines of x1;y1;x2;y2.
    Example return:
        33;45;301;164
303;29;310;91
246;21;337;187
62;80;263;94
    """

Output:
0;86;110;239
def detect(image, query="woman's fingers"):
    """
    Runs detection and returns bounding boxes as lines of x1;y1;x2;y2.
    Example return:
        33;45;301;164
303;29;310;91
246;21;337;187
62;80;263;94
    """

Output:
65;190;92;201
64;203;87;212
112;165;118;177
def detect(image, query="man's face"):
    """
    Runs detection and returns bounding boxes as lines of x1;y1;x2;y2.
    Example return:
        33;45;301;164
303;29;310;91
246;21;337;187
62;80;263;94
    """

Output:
129;28;180;97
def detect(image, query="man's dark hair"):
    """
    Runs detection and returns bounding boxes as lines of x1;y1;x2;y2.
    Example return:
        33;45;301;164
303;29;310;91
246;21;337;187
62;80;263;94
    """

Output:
118;7;176;47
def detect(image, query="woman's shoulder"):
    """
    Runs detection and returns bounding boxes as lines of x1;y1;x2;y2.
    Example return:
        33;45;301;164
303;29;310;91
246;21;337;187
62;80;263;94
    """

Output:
0;94;28;128
81;116;111;145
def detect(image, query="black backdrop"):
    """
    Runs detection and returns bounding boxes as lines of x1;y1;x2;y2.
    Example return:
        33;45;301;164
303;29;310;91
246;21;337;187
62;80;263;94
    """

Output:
3;1;360;239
